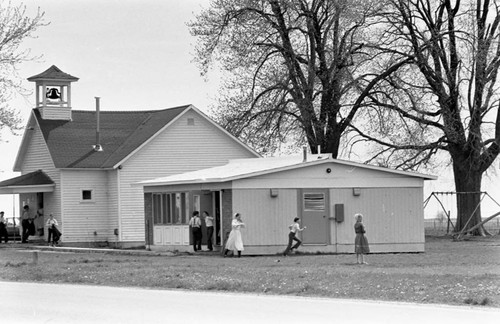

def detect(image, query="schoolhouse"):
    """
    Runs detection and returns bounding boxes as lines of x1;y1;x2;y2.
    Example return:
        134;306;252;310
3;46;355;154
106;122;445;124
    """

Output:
140;153;436;254
0;66;259;246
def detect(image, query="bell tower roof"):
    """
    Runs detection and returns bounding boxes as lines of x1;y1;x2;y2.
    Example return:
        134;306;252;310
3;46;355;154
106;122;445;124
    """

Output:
27;65;79;82
28;65;79;121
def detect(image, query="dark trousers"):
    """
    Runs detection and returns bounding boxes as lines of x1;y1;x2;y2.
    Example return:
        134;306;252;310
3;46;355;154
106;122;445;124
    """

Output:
192;227;202;251
0;224;7;243
21;219;30;242
48;228;56;244
283;232;301;255
206;226;214;251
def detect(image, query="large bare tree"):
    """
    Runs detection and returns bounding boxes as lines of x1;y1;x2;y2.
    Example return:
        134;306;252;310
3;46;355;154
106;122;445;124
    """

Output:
189;0;396;156
351;0;500;234
0;1;45;140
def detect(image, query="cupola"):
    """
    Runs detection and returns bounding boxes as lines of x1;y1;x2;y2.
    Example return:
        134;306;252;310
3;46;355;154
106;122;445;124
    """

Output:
27;65;79;120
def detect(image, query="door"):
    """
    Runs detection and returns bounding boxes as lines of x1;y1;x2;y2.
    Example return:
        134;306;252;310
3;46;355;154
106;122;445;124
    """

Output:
300;189;329;244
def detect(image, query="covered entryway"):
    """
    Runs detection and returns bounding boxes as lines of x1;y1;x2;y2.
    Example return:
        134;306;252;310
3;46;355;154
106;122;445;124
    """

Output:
0;170;55;241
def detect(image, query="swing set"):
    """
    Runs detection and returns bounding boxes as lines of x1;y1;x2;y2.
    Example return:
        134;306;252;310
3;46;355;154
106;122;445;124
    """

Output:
423;191;500;239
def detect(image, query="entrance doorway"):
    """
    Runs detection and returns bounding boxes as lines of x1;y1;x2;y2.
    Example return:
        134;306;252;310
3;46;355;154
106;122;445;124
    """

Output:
214;191;221;246
300;189;329;244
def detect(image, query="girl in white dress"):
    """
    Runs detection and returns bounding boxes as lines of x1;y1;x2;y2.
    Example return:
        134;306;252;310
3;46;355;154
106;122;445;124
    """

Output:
224;213;245;257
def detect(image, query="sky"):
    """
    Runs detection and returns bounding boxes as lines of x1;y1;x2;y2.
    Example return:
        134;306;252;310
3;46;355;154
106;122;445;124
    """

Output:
0;0;499;219
1;0;217;216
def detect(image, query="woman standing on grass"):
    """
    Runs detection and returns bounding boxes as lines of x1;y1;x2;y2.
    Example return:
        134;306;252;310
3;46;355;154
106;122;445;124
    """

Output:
224;213;245;258
354;213;369;264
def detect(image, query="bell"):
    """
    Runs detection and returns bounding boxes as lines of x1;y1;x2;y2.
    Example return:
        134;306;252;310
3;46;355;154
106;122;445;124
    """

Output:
46;88;61;100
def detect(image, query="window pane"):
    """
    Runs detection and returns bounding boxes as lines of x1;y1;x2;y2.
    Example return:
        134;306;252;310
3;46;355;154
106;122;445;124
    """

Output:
82;190;92;200
161;194;167;224
174;193;181;224
181;193;186;224
184;193;189;224
153;194;161;224
167;194;172;224
304;193;325;211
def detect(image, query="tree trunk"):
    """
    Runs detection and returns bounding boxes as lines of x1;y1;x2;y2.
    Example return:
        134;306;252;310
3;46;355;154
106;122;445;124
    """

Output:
453;163;485;235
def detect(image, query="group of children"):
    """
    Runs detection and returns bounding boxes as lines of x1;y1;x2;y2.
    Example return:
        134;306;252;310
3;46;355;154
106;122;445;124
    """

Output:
212;212;370;263
0;208;61;246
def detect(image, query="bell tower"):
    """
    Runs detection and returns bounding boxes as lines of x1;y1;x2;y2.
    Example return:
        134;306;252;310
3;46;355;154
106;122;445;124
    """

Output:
27;65;79;120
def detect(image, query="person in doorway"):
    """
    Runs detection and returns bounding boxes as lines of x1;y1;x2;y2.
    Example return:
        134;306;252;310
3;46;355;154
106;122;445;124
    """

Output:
189;211;202;252
204;211;214;251
224;213;245;257
283;217;306;256
46;214;59;246
21;205;31;243
0;211;8;243
354;213;370;264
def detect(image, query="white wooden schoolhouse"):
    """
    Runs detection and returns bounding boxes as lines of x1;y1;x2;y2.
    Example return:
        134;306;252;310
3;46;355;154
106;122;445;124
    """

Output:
140;154;436;254
0;66;259;246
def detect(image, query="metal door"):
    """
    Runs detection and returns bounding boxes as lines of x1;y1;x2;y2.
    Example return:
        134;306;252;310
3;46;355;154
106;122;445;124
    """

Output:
300;189;329;244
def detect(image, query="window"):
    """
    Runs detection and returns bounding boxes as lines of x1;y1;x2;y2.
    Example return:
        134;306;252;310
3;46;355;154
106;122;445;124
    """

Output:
81;189;93;202
152;192;189;225
193;195;200;213
304;193;325;211
153;194;162;224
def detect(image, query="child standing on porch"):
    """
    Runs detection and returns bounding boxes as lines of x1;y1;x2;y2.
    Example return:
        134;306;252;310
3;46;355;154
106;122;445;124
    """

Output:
189;211;202;252
46;214;59;246
0;211;8;243
354;213;370;264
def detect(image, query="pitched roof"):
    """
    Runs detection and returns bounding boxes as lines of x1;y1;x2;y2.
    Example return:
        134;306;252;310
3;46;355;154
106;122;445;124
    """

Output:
27;65;79;82
140;154;437;186
34;105;190;168
0;170;54;187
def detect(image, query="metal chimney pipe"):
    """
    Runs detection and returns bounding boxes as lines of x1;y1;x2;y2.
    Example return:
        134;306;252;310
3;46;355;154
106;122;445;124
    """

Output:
303;146;307;162
93;97;103;151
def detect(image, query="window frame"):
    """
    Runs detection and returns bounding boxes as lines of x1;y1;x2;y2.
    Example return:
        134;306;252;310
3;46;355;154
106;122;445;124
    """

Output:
80;189;95;203
152;192;190;225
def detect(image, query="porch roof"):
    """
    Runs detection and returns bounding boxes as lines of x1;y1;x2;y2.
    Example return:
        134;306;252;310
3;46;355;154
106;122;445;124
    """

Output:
0;170;55;194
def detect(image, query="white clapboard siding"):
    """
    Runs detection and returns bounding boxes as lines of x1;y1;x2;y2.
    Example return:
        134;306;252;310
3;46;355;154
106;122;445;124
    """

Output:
232;189;298;246
60;170;110;242
118;110;258;242
234;163;424;189
19;126;62;234
332;187;424;246
107;170;120;238
39;106;71;120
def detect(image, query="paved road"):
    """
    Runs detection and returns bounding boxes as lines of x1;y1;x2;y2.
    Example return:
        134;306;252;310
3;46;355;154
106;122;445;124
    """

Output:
0;281;497;323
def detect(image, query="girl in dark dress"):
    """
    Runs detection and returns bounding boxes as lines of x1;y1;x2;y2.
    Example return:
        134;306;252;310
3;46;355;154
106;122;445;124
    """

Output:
354;213;369;264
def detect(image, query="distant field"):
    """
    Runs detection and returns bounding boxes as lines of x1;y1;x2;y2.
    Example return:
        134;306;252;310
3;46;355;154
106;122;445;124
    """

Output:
424;218;500;236
1;235;499;308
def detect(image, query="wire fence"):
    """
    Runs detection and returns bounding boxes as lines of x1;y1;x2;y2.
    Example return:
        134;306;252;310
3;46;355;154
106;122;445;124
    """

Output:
424;218;500;236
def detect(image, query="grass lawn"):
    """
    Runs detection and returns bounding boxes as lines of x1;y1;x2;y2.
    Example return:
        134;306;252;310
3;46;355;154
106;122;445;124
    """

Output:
1;235;499;308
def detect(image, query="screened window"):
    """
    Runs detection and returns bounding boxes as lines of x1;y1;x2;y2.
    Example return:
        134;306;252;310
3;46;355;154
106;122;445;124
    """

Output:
152;192;189;225
304;193;325;211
